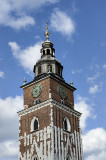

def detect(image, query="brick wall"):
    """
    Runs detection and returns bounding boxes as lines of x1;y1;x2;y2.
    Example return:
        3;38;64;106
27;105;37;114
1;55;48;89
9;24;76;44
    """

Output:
19;105;51;137
53;105;79;133
23;76;74;109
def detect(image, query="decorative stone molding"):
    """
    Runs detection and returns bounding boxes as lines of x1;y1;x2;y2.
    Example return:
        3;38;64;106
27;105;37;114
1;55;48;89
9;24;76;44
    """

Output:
18;98;81;118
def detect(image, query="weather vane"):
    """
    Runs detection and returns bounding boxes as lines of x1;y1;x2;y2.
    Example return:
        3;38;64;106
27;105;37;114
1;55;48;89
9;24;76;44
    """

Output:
45;22;50;41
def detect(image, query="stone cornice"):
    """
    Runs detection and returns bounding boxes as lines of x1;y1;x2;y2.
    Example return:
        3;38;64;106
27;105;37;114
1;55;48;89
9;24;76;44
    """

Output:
51;99;81;117
20;74;50;89
21;73;76;91
18;99;81;118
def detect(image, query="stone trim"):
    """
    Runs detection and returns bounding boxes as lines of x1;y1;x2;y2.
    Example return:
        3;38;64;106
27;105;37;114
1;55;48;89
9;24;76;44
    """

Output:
21;74;76;91
18;98;81;117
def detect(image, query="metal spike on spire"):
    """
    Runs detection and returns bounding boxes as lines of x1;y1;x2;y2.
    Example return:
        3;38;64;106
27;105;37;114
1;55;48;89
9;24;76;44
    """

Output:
23;77;27;85
45;23;50;41
70;80;73;86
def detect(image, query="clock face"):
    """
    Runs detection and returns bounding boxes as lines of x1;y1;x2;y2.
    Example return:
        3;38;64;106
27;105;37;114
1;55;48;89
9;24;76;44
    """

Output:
57;85;67;99
31;84;42;98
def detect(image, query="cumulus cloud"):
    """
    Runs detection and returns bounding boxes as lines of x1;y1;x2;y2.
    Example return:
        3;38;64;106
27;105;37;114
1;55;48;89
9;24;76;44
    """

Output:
0;96;23;160
75;96;94;131
50;8;75;36
6;15;35;30
0;0;58;29
83;128;106;160
0;140;18;160
8;41;42;74
89;85;98;94
0;71;4;78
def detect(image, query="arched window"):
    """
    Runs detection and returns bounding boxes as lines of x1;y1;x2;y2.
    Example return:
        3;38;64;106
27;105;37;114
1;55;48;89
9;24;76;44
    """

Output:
34;158;38;160
32;155;38;160
47;49;50;55
43;50;45;55
63;117;71;132
34;119;38;130
38;66;41;74
64;119;67;130
31;117;39;132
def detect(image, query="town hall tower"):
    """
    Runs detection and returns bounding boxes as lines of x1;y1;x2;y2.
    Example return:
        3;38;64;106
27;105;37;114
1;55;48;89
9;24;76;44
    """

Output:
18;26;83;160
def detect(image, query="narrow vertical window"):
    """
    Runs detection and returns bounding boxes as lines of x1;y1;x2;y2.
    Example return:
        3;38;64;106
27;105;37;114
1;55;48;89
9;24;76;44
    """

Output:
64;119;67;130
38;66;41;74
43;50;45;55
47;49;50;55
31;117;39;132
63;118;71;132
58;67;60;75
34;119;38;130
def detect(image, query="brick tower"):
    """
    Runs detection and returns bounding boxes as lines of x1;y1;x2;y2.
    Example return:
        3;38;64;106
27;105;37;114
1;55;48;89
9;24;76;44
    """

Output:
18;25;83;160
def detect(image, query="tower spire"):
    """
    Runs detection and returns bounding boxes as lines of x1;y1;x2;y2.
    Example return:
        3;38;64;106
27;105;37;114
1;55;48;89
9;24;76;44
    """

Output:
45;23;50;41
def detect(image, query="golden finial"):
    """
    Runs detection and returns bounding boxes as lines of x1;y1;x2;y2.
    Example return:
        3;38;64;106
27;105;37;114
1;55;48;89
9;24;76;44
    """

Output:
70;80;73;86
45;23;50;41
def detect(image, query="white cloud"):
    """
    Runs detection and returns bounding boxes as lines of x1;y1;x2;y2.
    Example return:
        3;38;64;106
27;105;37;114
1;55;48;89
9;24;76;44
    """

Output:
89;82;103;94
0;0;58;29
0;140;18;160
87;72;100;82
0;96;23;119
6;15;35;30
0;96;23;160
72;69;82;74
83;128;106;160
8;41;42;74
0;71;4;78
50;8;75;36
103;64;106;69
89;85;98;94
75;96;94;131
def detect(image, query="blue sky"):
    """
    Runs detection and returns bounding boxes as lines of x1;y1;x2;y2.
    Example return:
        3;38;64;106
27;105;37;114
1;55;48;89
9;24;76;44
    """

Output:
0;0;106;159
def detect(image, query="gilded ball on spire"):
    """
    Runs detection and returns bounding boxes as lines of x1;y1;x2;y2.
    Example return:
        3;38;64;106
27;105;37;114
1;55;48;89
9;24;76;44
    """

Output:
46;25;48;30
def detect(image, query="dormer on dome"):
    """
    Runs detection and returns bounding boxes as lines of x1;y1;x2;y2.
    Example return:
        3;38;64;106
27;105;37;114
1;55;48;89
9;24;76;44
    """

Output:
33;25;63;79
